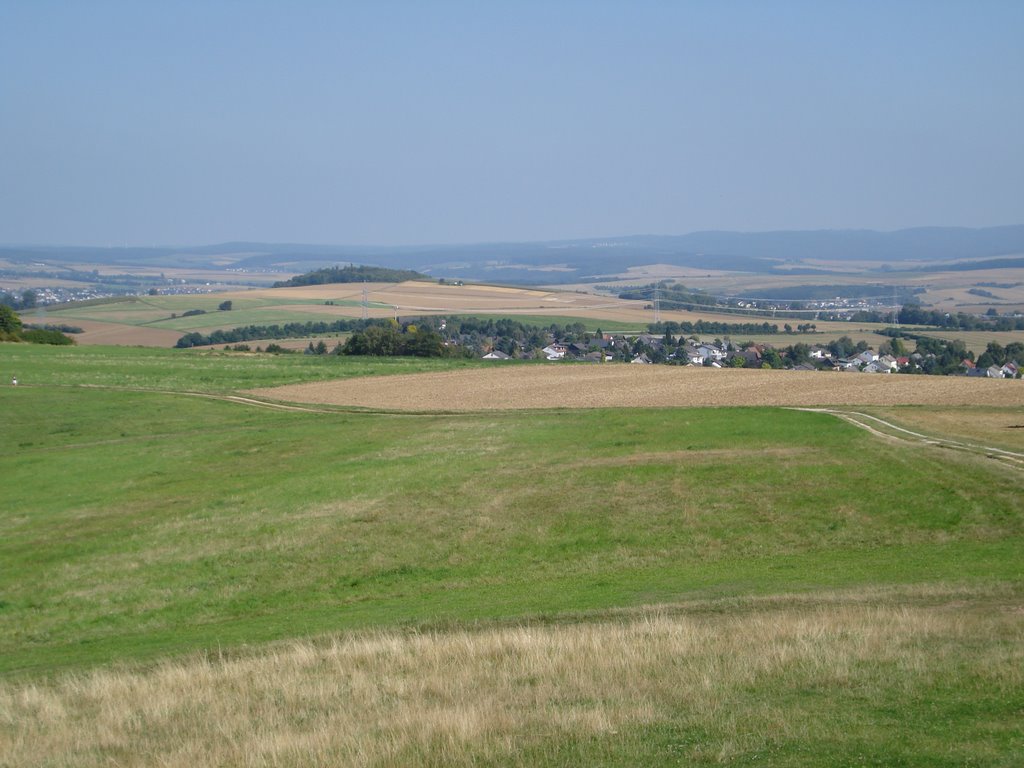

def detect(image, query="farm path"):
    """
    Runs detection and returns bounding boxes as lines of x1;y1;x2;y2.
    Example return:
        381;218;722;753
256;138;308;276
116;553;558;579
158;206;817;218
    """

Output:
793;408;1024;470
198;387;1024;471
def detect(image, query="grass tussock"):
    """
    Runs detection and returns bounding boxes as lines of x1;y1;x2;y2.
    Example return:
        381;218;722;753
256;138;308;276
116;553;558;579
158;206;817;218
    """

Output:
2;588;1021;767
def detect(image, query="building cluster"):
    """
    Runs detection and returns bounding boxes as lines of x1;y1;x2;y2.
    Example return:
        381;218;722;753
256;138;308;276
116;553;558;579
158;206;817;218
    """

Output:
480;332;1021;379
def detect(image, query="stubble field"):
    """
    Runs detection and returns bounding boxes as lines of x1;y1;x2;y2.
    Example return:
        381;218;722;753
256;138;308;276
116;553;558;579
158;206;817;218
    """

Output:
248;364;1024;411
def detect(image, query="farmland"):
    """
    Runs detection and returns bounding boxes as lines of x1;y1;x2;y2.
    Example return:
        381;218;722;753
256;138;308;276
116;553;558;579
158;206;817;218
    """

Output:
22;278;1022;358
1;344;1022;766
572;258;1024;317
30;280;898;347
250;364;1024;412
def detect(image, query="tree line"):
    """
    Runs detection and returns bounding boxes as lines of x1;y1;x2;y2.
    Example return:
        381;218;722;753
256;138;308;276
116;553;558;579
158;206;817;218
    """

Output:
898;303;1024;331
176;319;372;348
651;320;780;335
272;265;428;288
0;305;74;345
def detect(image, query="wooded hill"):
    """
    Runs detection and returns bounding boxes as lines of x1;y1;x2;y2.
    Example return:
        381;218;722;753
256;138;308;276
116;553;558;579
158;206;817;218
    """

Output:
272;265;428;287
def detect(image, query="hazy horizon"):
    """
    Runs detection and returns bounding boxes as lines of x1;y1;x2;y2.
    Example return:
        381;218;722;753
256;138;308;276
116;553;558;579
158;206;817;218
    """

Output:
2;1;1022;247
4;223;1024;253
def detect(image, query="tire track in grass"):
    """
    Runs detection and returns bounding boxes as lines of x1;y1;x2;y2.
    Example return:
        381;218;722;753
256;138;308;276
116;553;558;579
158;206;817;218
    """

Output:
54;384;1024;468
793;408;1024;469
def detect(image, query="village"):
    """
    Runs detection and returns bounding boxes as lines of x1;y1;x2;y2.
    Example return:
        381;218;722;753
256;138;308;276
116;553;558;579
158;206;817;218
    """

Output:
476;329;1023;379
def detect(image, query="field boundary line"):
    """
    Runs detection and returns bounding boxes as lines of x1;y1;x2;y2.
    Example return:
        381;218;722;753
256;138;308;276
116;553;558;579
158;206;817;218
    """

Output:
73;383;343;414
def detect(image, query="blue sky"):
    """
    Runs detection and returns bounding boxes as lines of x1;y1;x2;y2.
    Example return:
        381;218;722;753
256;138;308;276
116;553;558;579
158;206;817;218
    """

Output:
1;1;1021;246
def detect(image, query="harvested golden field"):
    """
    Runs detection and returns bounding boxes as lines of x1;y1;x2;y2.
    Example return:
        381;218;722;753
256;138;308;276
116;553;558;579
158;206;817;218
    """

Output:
57;319;184;347
247;364;1024;411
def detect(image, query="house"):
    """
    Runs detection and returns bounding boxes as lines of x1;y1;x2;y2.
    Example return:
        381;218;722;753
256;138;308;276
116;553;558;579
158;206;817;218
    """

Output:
482;350;510;360
631;353;652;364
1001;362;1019;378
808;346;829;359
697;344;726;362
727;349;762;367
636;333;664;350
542;343;567;360
863;360;891;374
680;344;704;365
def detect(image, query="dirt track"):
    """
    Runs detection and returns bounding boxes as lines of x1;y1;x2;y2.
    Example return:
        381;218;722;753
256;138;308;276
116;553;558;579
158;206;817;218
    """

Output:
246;365;1024;411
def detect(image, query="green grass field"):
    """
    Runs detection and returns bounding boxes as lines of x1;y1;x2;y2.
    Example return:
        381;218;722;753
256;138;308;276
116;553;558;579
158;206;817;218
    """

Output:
37;294;376;334
0;343;490;393
45;297;647;336
1;343;1022;765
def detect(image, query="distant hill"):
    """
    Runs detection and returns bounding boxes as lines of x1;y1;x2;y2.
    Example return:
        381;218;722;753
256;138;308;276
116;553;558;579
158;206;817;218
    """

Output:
3;225;1023;284
272;265;429;287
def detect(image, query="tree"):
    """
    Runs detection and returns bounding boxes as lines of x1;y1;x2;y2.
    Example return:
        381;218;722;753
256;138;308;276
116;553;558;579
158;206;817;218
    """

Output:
0;304;22;335
218;300;233;311
828;336;856;359
879;338;906;357
977;341;1005;369
787;343;811;365
761;347;784;369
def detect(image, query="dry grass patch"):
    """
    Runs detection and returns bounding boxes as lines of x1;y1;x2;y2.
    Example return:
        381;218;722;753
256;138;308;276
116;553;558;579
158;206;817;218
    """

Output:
247;365;1024;411
2;586;1020;767
858;406;1024;454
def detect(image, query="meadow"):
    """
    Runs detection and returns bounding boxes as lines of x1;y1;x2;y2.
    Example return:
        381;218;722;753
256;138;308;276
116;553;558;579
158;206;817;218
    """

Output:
1;344;1022;765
